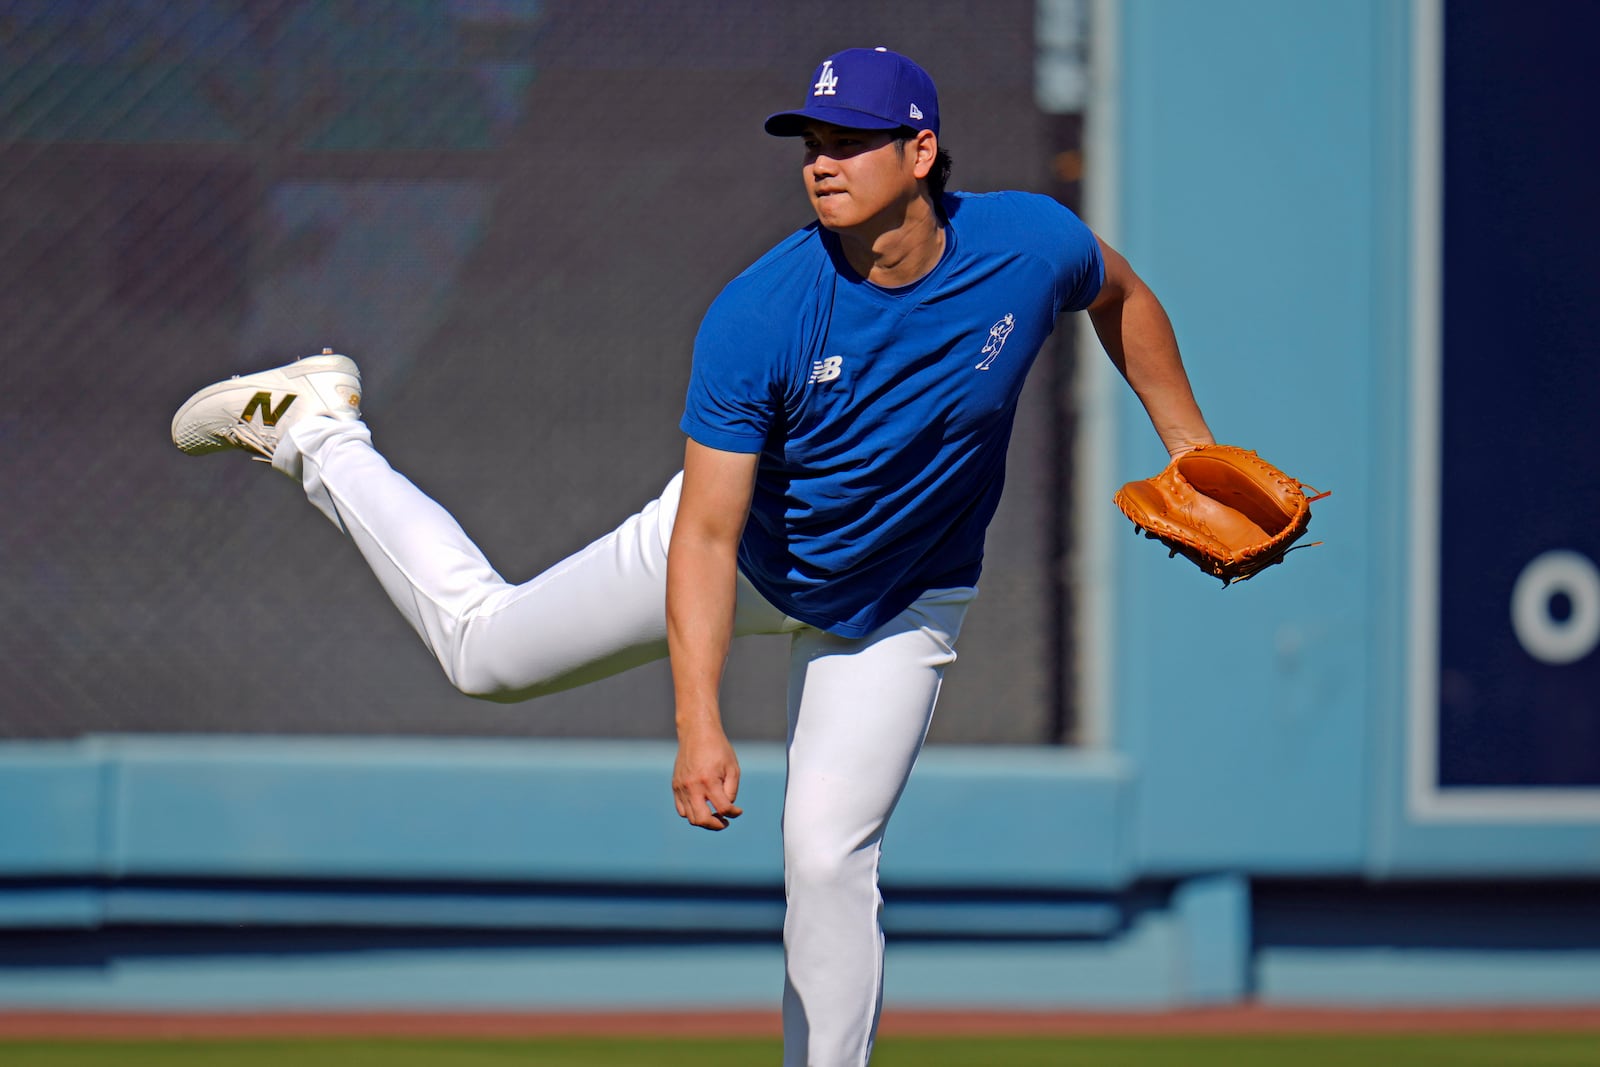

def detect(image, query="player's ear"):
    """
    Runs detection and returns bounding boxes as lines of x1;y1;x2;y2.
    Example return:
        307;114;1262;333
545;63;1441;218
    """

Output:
911;130;939;180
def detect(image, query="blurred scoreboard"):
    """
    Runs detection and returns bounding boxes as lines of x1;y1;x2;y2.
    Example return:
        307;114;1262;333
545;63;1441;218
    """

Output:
1435;3;1600;791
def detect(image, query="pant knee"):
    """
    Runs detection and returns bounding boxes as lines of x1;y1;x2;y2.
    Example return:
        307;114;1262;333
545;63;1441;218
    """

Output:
441;646;546;703
423;616;527;702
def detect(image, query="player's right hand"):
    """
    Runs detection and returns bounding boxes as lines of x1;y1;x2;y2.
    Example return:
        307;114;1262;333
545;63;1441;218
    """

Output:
672;722;744;831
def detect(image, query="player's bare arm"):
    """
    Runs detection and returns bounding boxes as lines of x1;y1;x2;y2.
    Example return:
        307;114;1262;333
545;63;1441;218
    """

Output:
1087;235;1214;457
666;440;759;831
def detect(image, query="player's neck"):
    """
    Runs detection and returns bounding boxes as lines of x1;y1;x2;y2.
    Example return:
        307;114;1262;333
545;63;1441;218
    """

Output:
835;194;945;288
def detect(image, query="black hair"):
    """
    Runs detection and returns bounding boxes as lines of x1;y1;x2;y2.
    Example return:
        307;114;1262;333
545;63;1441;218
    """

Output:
894;129;953;224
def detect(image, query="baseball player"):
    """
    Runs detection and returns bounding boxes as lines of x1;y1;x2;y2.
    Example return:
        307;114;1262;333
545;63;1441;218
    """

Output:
172;47;1212;1067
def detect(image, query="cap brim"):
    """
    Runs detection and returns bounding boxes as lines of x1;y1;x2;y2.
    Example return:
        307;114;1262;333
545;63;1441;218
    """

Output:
763;105;908;137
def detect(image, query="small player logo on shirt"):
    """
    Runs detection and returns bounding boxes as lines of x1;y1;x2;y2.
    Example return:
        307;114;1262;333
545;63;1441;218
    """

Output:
974;314;1016;370
811;356;844;383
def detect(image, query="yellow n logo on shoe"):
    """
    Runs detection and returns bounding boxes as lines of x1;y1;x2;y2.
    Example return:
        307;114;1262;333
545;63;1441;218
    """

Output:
240;391;296;426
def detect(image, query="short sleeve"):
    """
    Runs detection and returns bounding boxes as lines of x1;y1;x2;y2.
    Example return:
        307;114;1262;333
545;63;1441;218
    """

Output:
680;284;781;454
1047;201;1105;313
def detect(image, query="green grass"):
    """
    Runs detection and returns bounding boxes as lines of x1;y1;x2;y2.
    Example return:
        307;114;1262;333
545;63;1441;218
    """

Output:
0;1034;1597;1066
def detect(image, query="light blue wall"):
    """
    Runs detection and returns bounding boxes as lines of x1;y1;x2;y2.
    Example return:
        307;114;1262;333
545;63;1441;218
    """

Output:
1103;0;1600;878
1106;0;1395;876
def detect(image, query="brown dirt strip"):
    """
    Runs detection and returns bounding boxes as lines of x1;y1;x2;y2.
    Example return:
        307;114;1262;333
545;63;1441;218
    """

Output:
1;1006;1599;1040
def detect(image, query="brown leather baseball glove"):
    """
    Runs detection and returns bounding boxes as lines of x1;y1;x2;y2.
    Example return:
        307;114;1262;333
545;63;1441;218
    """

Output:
1113;444;1327;585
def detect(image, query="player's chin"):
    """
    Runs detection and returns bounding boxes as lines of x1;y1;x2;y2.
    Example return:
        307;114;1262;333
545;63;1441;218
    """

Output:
810;193;857;230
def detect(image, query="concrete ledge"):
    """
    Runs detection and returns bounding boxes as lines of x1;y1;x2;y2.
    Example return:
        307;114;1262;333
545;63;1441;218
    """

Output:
0;881;1125;938
0;736;1133;888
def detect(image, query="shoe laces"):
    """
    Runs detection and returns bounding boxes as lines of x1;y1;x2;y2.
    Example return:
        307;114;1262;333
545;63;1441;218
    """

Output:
219;422;276;461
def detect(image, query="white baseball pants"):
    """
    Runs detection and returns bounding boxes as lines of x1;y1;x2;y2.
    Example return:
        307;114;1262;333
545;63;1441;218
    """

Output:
277;416;974;1067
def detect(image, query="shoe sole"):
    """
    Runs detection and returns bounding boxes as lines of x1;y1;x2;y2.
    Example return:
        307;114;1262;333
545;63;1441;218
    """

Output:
171;353;360;455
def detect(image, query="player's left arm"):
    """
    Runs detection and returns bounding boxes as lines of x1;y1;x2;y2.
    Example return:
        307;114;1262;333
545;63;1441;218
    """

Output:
1085;234;1215;457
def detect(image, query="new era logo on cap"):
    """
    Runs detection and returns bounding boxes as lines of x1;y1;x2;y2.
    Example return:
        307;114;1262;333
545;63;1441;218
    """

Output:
765;47;940;137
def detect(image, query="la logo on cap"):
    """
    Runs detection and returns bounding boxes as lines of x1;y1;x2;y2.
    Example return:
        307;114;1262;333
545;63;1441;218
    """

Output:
813;59;838;96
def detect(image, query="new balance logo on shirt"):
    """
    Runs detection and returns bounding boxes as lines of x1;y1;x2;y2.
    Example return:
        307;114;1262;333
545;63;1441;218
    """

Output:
811;356;843;383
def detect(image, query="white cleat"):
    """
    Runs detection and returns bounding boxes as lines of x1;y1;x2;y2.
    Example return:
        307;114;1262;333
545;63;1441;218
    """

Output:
171;348;362;460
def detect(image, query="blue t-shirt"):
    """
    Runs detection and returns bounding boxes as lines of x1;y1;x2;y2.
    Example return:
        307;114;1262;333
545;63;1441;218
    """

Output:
681;190;1104;637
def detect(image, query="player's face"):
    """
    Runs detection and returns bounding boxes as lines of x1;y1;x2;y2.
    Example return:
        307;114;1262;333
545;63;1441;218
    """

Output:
800;123;923;235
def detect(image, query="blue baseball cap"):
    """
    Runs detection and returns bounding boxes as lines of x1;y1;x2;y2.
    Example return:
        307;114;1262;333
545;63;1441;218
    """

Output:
764;47;939;137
